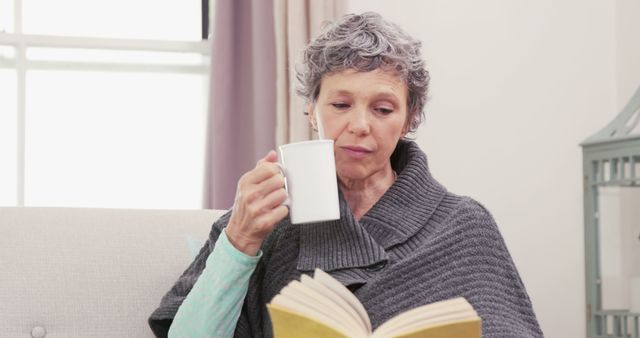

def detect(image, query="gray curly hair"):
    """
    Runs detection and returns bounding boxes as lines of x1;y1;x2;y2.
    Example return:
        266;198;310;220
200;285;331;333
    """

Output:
296;12;430;133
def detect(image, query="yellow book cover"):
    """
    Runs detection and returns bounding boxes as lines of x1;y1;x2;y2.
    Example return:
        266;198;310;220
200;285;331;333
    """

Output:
267;269;482;338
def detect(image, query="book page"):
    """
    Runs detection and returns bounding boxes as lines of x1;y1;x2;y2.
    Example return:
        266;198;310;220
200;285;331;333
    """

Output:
301;274;370;335
270;294;353;336
281;280;364;335
267;303;352;338
371;298;478;338
313;268;372;333
377;311;480;338
391;318;481;338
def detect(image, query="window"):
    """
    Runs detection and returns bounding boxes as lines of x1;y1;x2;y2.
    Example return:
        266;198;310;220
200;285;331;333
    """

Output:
0;68;17;205
22;0;201;40
0;0;14;33
0;0;210;209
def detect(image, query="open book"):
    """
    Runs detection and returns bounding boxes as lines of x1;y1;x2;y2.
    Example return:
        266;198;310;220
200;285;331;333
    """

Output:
267;269;481;338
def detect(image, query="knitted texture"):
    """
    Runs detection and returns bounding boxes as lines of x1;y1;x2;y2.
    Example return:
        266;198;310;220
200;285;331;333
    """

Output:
149;140;544;338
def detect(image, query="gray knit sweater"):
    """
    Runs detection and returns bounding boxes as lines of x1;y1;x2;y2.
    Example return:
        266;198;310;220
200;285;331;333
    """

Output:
149;140;544;337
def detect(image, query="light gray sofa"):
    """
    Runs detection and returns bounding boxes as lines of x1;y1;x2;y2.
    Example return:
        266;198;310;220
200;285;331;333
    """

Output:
0;207;227;338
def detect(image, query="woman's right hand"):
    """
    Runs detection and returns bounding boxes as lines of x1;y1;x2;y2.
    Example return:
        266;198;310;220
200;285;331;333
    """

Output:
225;150;289;256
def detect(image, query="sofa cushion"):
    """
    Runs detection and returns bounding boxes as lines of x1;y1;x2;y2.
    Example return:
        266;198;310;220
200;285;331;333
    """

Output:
0;207;226;337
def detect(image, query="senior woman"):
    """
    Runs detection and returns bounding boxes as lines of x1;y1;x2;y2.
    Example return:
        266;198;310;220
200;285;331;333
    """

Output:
149;12;543;338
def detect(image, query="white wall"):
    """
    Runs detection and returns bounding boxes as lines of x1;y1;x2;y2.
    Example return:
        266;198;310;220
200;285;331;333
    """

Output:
346;1;620;337
616;0;640;108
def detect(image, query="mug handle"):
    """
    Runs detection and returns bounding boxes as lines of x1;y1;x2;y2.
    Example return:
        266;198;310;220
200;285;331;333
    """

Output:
273;163;291;207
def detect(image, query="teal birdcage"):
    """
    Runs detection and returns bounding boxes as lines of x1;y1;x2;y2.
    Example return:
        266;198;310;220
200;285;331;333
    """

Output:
581;86;640;338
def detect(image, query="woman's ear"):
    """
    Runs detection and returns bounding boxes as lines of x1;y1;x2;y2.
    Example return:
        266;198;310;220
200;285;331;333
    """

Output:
307;103;317;131
401;125;410;138
401;113;411;138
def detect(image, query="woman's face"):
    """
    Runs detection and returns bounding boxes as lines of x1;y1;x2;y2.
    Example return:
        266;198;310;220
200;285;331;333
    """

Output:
310;68;409;181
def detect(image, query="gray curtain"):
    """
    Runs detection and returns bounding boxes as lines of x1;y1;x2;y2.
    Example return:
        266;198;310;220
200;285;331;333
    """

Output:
274;0;346;146
203;0;277;209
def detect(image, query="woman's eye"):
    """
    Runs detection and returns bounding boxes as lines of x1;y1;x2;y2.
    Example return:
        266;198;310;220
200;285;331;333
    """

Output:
376;107;394;114
331;103;350;109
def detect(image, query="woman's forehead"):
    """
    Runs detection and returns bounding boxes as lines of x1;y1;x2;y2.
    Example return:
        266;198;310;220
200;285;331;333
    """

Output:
320;68;407;100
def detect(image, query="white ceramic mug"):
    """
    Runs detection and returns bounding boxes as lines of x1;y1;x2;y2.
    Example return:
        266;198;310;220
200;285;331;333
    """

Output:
277;140;340;224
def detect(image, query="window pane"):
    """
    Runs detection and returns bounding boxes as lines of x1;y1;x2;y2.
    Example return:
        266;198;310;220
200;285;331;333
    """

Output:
0;69;17;205
25;70;207;209
0;0;13;33
27;48;204;65
23;0;201;40
598;187;640;312
0;46;15;70
0;45;15;59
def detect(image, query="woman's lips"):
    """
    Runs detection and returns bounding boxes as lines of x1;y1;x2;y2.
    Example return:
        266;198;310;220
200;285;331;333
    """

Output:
341;145;373;159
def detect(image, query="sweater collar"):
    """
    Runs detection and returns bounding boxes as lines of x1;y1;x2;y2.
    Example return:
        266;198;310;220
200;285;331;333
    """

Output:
297;140;447;272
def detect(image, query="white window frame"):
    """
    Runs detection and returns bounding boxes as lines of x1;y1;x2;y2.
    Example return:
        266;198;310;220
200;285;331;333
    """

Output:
0;0;211;206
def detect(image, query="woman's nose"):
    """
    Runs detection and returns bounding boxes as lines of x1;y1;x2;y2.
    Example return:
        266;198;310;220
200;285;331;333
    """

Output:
347;109;370;135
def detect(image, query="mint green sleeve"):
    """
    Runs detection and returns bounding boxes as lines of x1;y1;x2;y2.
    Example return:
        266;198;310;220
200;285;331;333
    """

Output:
168;228;262;338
